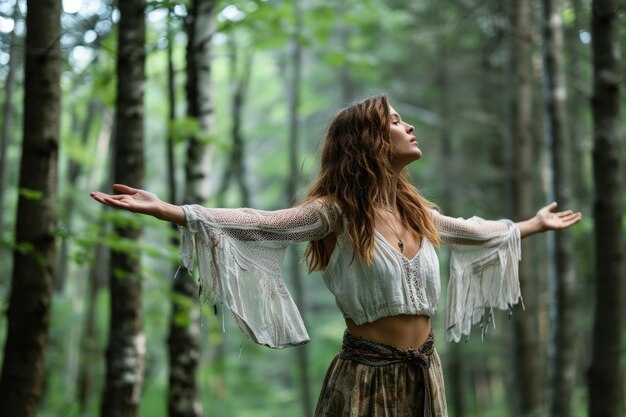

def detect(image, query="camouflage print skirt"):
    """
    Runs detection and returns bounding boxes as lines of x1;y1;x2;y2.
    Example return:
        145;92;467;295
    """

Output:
314;331;447;417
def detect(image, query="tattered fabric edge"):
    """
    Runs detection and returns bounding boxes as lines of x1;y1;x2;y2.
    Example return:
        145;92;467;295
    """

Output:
445;221;523;342
178;205;311;349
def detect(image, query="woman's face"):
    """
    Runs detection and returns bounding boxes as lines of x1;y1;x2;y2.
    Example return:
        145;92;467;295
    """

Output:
388;106;421;169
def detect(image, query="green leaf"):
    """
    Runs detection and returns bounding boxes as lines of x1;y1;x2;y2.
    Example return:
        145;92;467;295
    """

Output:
19;188;44;201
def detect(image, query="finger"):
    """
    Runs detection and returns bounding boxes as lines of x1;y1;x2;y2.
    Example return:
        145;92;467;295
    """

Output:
112;184;139;194
92;192;125;202
103;196;133;210
560;213;582;227
90;192;112;203
556;210;574;217
545;201;558;212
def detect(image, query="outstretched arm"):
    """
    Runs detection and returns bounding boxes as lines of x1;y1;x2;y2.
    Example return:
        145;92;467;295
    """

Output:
516;202;581;238
90;184;186;226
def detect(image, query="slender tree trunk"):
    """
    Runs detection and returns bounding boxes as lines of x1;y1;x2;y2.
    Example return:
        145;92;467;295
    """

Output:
217;35;252;207
510;2;543;416
540;2;577;416
167;5;204;417
57;100;99;293
587;1;625;416
286;1;312;416
0;1;61;416
435;2;464;416
168;272;203;417
565;0;590;209
337;0;354;103
101;2;147;416
0;0;21;278
79;109;114;412
184;0;215;205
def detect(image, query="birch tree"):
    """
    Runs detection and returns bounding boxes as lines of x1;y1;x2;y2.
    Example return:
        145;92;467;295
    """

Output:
101;1;147;416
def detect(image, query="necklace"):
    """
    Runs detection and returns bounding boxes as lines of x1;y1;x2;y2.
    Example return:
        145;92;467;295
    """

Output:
378;211;404;253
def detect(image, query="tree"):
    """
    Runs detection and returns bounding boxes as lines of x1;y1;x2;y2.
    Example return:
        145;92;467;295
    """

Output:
510;1;543;416
101;1;147;416
167;3;204;417
184;0;215;205
0;1;62;416
0;0;21;278
587;0;625;416
286;0;313;416
540;1;577;415
216;34;252;207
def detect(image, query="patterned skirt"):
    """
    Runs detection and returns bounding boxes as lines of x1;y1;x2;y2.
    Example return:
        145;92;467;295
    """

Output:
314;331;448;417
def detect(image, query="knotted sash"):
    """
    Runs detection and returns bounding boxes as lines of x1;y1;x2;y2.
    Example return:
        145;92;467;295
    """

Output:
338;331;435;417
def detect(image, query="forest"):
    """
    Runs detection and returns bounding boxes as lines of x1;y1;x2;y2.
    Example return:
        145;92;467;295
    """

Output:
0;0;624;416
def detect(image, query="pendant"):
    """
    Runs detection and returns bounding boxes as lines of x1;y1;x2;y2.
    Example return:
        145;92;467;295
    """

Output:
398;240;404;253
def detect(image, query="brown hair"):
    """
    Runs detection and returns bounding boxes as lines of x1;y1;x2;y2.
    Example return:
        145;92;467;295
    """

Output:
302;94;440;271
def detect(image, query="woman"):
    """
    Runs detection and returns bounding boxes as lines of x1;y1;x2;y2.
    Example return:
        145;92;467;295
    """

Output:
91;95;581;417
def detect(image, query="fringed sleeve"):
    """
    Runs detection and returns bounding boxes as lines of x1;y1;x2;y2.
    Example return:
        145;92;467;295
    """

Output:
179;201;338;349
431;210;522;342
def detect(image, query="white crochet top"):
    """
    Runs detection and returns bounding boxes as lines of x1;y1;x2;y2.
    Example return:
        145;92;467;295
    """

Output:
179;202;521;348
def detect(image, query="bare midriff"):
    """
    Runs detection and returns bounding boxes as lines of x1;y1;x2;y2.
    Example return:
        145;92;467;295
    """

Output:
345;314;431;350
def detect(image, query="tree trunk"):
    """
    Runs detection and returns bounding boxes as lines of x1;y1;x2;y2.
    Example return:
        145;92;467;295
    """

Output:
79;109;114;412
287;1;312;416
565;0;590;209
57;100;99;293
337;0;354;103
101;2;147;416
540;2;577;416
0;1;61;416
435;2;464;416
0;0;21;279
167;4;204;417
509;1;543;416
587;1;625;416
217;35;252;207
184;0;215;205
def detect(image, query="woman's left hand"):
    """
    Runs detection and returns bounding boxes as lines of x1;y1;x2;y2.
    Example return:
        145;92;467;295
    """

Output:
536;202;582;231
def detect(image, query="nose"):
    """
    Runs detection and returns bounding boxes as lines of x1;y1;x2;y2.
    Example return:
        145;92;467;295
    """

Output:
406;123;414;133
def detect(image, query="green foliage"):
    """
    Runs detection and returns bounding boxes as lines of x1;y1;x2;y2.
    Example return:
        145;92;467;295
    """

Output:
18;187;44;201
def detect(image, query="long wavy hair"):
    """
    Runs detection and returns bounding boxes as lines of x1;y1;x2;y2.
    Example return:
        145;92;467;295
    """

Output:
302;94;440;271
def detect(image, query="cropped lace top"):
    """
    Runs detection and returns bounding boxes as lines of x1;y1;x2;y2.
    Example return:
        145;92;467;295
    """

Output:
179;201;521;348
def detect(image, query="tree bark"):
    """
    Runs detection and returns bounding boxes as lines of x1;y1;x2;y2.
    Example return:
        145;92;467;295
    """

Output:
509;1;543;416
287;1;312;415
0;0;21;278
167;4;204;416
57;100;100;293
184;0;215;205
79;109;114;412
0;1;61;416
100;2;147;416
217;35;252;207
540;1;577;416
435;2;464;416
587;1;625;416
337;0;354;103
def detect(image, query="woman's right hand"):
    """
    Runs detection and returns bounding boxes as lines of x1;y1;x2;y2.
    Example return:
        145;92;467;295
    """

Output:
90;184;186;226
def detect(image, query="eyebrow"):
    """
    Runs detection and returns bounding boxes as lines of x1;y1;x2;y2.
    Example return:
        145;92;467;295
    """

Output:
390;113;401;120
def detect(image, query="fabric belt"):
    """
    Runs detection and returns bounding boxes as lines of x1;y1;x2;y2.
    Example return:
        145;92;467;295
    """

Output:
338;330;435;417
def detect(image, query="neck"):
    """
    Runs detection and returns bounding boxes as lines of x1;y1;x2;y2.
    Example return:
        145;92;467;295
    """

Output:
381;180;399;213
